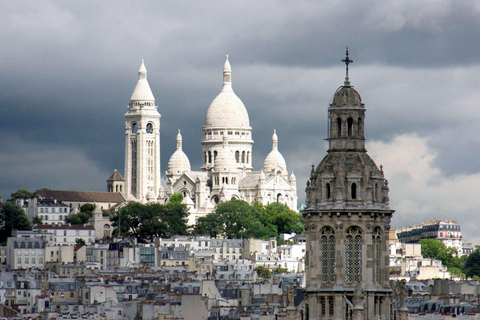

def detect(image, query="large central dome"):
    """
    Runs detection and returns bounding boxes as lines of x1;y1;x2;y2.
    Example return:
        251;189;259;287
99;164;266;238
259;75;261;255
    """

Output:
205;56;250;128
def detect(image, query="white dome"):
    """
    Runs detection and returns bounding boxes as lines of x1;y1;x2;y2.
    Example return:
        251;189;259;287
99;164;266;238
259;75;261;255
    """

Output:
214;135;237;171
289;172;296;182
205;56;250;128
130;60;155;102
264;130;287;173
168;130;191;174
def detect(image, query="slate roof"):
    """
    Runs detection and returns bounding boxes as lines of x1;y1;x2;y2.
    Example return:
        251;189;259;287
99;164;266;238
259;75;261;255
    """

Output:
106;169;125;181
36;189;125;205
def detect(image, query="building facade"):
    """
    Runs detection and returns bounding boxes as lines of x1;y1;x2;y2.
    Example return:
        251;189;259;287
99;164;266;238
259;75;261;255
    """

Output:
123;60;162;203
396;220;463;254
301;51;395;320
165;57;297;223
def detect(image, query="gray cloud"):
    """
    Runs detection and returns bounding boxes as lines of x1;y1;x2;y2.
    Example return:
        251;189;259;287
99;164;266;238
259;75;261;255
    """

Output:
1;0;480;241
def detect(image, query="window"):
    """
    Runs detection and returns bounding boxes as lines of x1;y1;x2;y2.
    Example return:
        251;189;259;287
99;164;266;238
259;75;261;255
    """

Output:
321;227;336;283
347;118;353;136
372;227;381;283
235;151;240;163
337;118;342;137
351;183;357;200
326;183;331;200
345;226;363;283
146;123;153;134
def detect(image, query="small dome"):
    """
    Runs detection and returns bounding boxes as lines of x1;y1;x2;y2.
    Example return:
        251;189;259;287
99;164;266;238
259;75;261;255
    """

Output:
146;190;155;200
205;56;250;128
331;85;362;107
214;134;237;171
130;60;155;102
168;130;191;174
263;130;287;173
289;172;296;182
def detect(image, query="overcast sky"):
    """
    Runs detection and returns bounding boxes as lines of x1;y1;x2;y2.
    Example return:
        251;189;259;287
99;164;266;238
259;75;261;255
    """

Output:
1;1;480;242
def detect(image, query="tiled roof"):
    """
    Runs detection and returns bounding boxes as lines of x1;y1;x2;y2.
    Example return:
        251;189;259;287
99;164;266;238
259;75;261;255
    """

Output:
106;169;125;181
36;189;125;205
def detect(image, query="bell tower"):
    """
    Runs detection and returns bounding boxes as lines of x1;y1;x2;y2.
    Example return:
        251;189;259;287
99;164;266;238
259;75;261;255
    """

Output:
302;49;394;320
124;60;161;202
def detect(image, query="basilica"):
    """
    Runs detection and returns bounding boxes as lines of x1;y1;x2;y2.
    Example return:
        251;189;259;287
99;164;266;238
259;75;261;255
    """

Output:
108;56;298;224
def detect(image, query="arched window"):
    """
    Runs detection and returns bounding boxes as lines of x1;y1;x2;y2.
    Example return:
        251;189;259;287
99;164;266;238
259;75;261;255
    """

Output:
208;151;212;164
204;152;207;164
372;227;381;283
214;151;218;160
337;118;342;137
321;227;336;283
235;151;240;163
225;177;229;184
247;151;250;164
242;151;246;163
351;183;357;200
345;226;363;283
277;193;282;203
374;183;378;202
326;183;331;200
132;123;138;133
212;196;219;204
347;118;353;137
146;123;153;134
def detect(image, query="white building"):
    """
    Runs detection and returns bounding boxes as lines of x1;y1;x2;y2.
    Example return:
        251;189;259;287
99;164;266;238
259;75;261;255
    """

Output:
123;60;162;203
33;224;95;245
165;57;297;224
6;236;46;270
18;198;70;225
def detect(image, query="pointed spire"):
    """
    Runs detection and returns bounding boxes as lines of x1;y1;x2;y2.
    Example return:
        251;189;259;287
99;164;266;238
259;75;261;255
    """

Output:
341;47;353;87
130;60;155;102
139;59;147;80
176;129;182;150
272;129;278;150
222;54;232;91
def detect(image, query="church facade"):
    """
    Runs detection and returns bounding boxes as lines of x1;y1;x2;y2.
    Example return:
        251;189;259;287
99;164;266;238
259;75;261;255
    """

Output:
108;57;297;222
301;51;395;320
165;57;297;224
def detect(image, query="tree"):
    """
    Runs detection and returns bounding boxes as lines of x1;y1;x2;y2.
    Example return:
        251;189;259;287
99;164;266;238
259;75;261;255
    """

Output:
272;267;289;274
80;203;95;215
32;216;43;225
65;211;90;225
9;189;34;201
419;239;465;272
463;249;480;278
194;199;303;240
111;200;189;242
76;238;86;245
255;265;271;279
0;202;32;241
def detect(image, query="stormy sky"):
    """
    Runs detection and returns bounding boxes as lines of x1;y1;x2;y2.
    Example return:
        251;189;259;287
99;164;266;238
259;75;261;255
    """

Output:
1;1;480;242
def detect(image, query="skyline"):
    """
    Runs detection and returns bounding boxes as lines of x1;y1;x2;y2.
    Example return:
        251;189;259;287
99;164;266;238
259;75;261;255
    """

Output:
1;1;479;242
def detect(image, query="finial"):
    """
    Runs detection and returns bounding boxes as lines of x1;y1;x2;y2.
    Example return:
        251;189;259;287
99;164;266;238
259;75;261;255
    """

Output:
226;54;229;61
178;129;181;134
341;47;353;86
139;60;147;80
176;129;182;149
223;55;232;87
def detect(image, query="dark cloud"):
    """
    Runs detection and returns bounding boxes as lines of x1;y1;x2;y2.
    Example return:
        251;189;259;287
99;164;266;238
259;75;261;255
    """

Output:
1;0;480;240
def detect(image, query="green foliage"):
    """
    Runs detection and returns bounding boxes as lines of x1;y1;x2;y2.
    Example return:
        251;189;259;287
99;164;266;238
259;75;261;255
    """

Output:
32;216;43;224
419;239;465;273
80;203;95;214
9;189;34;201
0;202;32;241
254;265;272;279
194;200;304;240
111;200;189;243
65;211;90;225
464;249;480;278
168;193;184;204
272;267;289;274
76;238;86;245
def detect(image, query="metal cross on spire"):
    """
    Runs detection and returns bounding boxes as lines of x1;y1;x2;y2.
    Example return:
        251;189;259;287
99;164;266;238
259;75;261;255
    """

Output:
342;47;353;86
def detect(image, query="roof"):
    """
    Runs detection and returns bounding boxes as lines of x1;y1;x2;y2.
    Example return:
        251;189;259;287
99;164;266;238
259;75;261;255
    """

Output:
36;189;125;205
107;169;125;181
34;224;95;230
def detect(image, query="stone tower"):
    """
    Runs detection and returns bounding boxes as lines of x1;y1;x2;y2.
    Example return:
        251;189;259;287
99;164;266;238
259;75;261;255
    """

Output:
302;50;394;320
124;60;161;202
